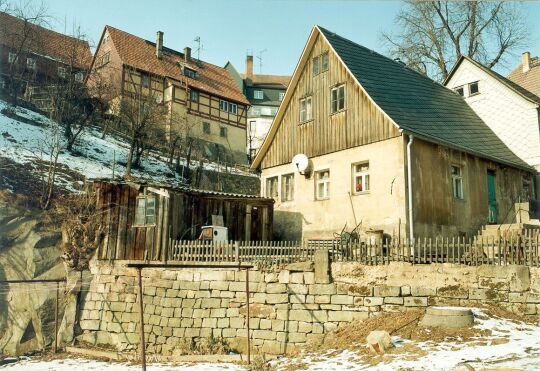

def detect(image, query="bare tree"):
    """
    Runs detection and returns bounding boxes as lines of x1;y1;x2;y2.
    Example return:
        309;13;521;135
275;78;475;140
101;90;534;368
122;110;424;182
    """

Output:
1;0;50;105
38;120;61;209
381;1;529;81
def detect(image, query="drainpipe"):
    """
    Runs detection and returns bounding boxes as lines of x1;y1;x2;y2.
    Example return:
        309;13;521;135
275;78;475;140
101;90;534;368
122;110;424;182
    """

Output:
406;134;414;244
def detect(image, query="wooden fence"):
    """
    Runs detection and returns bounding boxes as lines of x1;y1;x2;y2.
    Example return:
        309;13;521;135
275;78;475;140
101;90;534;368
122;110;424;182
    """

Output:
154;236;540;267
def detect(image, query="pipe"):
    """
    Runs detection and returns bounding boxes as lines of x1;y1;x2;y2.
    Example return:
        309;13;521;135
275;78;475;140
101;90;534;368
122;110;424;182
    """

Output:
406;134;414;244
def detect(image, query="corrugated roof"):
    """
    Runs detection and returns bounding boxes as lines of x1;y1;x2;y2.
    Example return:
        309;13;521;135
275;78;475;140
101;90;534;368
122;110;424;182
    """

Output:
318;26;530;170
105;26;249;105
0;11;92;69
508;56;540;100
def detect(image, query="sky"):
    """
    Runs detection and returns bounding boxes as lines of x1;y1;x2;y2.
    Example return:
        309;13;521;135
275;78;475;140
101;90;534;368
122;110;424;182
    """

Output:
40;0;540;77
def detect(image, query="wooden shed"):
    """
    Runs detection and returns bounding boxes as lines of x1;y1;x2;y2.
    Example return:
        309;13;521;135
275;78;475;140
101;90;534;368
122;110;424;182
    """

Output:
90;180;274;260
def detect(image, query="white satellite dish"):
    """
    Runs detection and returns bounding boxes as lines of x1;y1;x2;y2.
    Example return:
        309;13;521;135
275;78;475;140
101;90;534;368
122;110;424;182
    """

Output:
291;153;310;175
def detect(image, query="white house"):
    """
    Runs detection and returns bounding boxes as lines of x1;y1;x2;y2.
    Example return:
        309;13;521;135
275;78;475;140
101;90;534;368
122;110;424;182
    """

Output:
445;56;540;196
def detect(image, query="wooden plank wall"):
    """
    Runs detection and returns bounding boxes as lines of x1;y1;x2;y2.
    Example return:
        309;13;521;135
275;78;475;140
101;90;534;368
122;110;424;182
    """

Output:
261;33;400;169
93;181;273;260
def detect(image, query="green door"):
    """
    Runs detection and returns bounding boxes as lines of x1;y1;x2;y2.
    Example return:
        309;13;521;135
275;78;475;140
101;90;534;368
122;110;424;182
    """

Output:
487;170;497;224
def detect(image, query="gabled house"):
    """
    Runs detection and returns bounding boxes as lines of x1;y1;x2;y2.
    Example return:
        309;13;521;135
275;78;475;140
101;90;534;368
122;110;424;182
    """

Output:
508;52;540;98
225;56;290;161
88;26;250;164
0;11;92;108
444;56;540;194
251;26;534;241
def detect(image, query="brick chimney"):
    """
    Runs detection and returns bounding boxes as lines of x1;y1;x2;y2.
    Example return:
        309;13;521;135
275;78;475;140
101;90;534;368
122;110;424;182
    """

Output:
156;31;163;59
522;52;531;73
184;47;191;62
246;55;253;82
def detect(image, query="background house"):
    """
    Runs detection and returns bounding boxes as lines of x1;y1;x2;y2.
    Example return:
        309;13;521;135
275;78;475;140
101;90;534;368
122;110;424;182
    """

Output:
445;56;540;196
225;55;290;162
252;26;534;241
508;52;540;98
88;26;250;165
0;11;92;109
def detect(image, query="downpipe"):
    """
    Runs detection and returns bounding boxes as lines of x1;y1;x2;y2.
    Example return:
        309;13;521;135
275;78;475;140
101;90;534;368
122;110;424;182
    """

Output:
406;134;414;252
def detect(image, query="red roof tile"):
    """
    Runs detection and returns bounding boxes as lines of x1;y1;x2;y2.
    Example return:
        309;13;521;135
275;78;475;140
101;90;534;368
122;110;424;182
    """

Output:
105;26;249;105
508;56;540;99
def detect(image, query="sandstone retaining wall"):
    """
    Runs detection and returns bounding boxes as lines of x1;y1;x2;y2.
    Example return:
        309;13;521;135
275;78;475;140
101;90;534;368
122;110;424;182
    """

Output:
78;259;540;356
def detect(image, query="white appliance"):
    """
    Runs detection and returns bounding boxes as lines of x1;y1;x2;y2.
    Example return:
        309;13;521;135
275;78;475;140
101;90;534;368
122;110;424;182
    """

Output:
200;226;228;242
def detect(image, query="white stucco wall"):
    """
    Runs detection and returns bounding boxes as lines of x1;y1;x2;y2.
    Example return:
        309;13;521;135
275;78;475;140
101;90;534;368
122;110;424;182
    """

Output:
260;137;407;240
446;60;540;170
247;117;273;155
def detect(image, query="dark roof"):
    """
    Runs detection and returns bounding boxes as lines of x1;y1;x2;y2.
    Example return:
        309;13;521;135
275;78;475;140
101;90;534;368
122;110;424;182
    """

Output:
318;26;530;170
240;73;290;88
105;26;249;105
446;56;540;105
508;55;540;100
0;11;92;69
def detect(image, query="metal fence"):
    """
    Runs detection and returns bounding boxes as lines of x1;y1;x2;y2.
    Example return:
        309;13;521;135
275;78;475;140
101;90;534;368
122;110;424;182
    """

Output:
162;236;540;267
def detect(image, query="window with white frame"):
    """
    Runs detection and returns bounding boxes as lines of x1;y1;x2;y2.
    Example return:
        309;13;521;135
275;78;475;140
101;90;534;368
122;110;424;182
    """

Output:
26;57;36;70
220;100;228;111
8;52;17;63
58;67;66;78
299;96;312;123
352;162;370;194
229;102;237;114
281;173;294;202
315;170;330;200
321;53;329;72
254;90;264;99
134;195;156;226
451;165;464;199
454;86;464;97
266;176;278;199
279;92;285;101
469;81;479;95
331;84;345;113
75;71;84;82
184;67;197;79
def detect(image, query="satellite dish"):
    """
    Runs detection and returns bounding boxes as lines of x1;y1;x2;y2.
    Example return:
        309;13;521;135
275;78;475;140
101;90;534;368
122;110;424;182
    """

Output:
292;153;310;175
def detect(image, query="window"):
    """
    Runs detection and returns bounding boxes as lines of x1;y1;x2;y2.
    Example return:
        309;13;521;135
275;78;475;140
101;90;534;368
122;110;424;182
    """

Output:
254;90;264;99
229;102;237;114
352;162;370;194
58;67;66;78
331;84;345;113
184;67;197;79
315;170;330;200
95;51;110;69
454;86;464;97
250;106;261;116
203;122;210;134
75;72;84;82
142;74;150;88
313;56;320;75
279;92;285;101
190;89;199;102
469;81;479;95
281;173;294;202
266;177;278;199
134;196;156;226
8;52;17;63
321;53;329;71
220;126;227;138
26;57;36;70
249;148;257;161
220;100;228;111
452;165;464;199
299;96;312;123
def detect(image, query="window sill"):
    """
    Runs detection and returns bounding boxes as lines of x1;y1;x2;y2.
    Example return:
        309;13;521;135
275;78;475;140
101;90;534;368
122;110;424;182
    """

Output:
330;109;346;116
468;92;480;98
453;197;466;203
352;191;370;196
315;197;330;201
299;119;314;125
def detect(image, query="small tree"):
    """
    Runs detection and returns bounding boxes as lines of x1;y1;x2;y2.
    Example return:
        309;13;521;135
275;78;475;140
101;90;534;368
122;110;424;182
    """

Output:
382;1;529;81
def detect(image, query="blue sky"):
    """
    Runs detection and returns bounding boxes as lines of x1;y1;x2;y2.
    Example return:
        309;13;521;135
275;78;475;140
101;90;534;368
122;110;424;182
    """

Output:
44;0;540;77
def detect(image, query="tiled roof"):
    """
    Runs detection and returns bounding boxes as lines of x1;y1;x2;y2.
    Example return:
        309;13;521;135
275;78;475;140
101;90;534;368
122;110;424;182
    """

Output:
0;11;92;69
106;26;249;105
240;73;290;88
508;56;540;100
318;26;530;170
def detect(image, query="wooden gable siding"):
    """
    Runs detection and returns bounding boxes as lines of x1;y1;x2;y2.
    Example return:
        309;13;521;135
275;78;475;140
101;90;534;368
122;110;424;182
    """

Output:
261;34;400;169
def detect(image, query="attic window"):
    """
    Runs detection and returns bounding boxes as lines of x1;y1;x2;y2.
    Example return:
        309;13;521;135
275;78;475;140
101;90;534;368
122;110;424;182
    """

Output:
469;81;479;96
184;67;197;79
134;196;156;226
454;86;464;97
95;51;110;69
321;53;329;72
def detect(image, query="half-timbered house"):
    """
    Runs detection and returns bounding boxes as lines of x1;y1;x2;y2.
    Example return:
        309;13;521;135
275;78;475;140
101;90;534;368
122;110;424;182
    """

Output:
87;26;250;164
251;26;535;241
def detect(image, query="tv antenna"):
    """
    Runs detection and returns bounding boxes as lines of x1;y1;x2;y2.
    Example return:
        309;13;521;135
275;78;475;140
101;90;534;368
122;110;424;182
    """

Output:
194;36;203;60
256;49;267;73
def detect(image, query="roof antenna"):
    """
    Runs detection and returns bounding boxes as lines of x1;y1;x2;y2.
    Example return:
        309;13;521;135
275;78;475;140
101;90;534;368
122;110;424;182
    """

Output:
256;49;267;73
194;36;203;61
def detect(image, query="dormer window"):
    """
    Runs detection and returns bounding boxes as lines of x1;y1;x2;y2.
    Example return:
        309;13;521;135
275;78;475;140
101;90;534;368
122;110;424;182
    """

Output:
184;67;197;79
254;90;263;99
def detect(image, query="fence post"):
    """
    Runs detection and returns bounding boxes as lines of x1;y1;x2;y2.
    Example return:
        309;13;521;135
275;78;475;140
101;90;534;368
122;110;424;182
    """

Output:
235;241;240;263
54;281;59;353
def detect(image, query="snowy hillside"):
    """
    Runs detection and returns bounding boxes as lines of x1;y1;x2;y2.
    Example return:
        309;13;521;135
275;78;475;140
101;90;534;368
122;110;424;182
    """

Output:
0;100;256;194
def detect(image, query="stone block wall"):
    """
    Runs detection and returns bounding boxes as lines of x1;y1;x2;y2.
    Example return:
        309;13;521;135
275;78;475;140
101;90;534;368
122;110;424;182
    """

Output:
78;259;540;356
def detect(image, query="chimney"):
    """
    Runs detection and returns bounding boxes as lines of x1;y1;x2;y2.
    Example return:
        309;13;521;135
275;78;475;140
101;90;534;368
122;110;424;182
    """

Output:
522;52;531;73
246;55;253;81
156;31;163;60
184;47;191;62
